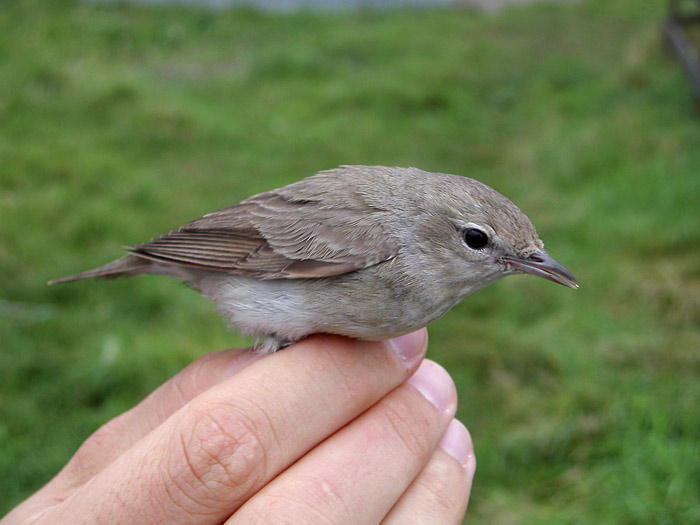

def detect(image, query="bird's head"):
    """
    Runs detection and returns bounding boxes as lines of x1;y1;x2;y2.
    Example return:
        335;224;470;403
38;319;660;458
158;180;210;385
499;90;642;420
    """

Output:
408;171;578;296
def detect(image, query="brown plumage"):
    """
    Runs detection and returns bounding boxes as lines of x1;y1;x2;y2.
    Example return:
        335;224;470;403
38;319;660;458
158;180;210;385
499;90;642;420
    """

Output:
50;165;577;353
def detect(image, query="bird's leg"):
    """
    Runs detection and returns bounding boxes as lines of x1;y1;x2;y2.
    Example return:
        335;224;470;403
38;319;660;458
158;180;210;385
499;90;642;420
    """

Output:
254;333;294;355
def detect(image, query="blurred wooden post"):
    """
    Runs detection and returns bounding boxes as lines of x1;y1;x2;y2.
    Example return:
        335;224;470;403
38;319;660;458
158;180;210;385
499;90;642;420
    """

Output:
664;0;700;102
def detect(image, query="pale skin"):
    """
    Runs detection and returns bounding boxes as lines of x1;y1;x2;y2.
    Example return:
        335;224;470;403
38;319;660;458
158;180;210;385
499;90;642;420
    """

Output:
3;329;475;524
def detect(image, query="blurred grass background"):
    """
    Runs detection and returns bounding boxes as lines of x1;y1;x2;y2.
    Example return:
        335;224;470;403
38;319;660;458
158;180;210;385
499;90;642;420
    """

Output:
1;0;699;522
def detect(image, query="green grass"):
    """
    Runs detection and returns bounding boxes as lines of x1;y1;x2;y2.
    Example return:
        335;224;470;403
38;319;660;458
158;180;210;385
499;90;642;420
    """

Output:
2;0;699;522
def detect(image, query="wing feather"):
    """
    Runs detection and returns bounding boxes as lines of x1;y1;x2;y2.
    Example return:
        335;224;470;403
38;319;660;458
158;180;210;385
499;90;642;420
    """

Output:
128;180;398;279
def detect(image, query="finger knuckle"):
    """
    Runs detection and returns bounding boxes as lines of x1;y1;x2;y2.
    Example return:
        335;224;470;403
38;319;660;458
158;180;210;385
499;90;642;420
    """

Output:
168;400;270;508
419;459;469;514
379;400;431;459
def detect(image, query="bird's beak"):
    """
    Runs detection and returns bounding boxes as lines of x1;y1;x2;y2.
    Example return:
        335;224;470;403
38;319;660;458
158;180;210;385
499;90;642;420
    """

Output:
502;250;579;289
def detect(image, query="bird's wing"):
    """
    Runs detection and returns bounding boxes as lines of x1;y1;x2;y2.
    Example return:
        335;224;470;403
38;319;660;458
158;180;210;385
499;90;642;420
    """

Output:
128;189;398;279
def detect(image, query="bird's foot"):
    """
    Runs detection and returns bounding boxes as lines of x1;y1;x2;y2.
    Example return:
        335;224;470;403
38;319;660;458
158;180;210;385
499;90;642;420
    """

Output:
254;333;294;355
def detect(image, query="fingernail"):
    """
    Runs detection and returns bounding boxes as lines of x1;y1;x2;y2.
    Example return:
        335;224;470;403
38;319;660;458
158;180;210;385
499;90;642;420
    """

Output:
439;419;475;475
387;329;427;366
407;360;456;412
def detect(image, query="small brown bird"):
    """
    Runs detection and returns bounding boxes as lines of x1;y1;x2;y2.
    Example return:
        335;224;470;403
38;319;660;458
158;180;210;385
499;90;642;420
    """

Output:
50;166;578;353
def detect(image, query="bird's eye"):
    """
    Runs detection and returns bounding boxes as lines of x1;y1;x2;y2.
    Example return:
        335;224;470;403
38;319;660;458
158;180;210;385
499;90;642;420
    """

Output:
463;228;489;250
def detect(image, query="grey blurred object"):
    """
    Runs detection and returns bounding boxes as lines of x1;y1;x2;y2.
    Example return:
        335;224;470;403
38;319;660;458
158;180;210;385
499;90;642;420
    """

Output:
50;166;578;353
664;0;700;102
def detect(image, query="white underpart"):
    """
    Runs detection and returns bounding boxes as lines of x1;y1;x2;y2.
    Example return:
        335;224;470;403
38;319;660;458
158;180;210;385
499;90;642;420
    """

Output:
196;274;323;354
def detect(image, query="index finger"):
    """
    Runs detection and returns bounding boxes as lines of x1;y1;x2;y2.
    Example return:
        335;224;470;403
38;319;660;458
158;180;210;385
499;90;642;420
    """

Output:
48;330;428;525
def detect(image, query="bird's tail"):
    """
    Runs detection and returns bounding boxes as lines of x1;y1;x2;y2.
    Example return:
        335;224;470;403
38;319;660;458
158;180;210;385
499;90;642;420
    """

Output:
48;255;152;285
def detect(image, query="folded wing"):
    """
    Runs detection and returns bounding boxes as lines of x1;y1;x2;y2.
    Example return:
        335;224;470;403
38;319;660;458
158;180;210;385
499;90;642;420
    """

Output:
128;189;398;279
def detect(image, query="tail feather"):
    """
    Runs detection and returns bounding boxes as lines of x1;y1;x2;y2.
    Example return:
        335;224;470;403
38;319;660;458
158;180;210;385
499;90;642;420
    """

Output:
48;255;152;285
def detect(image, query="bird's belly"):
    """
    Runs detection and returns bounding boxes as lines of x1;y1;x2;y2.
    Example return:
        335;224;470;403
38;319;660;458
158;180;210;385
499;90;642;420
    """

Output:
197;271;457;342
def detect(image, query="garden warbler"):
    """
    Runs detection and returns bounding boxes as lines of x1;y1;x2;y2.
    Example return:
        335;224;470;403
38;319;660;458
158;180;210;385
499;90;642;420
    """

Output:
50;165;578;353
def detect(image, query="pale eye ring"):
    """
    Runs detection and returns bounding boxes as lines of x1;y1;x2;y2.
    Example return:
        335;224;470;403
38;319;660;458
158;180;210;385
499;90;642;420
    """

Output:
463;228;489;250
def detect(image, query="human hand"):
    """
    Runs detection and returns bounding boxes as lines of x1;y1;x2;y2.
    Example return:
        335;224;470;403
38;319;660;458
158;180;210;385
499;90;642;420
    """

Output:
4;330;475;524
